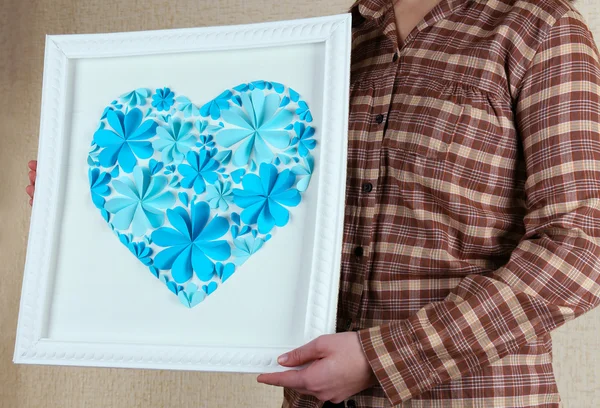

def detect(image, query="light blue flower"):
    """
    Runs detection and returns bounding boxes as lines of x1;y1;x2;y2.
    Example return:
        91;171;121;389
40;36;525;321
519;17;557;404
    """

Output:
105;166;175;236
232;235;266;266
175;96;200;117
291;156;314;192
120;88;150;107
153;118;195;164
151;202;231;283
178;283;206;308
200;90;232;120
291;122;316;157
178;150;219;194
93;108;157;173
152;87;175;111
232;163;301;234
217;89;293;166
206;180;233;211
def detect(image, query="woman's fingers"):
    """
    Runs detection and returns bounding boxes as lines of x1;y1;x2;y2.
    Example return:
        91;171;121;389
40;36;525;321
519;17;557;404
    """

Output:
29;170;36;184
28;160;37;171
26;184;35;199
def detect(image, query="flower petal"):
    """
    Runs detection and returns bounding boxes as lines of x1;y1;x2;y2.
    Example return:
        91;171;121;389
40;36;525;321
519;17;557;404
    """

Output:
106;110;125;137
191;246;215;281
268;199;290;227
259;130;290;149
198;240;231;261
216;128;254;148
117;143;137;173
94;129;123;146
171;245;193;283
198;215;229;241
152;227;189;246
154;244;187;269
105;197;136;213
124;108;143;138
111;203;137;230
260;108;293;130
191;202;210;240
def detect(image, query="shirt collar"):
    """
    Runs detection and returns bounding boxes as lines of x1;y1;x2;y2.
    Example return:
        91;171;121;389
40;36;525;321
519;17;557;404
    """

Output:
350;0;470;48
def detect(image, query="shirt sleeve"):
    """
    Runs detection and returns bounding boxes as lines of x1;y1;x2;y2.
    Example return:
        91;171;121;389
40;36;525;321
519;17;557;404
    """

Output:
357;9;600;406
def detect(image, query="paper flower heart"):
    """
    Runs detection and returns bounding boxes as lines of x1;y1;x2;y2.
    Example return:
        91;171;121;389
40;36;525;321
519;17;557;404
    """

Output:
87;81;316;308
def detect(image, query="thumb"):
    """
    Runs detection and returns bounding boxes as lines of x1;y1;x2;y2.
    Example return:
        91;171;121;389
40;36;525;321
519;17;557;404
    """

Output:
278;337;326;367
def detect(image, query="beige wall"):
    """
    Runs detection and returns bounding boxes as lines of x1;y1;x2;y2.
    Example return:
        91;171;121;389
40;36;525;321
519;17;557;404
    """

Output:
1;0;599;407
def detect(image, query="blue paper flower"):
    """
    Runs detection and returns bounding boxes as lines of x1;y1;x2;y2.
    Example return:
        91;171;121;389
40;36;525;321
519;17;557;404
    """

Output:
232;234;266;266
153;117;195;164
152;202;231;283
206;180;233;211
232;163;301;234
200;90;232;120
175;96;200;117
291;156;314;192
120;88;150;107
217;89;293;166
127;241;153;265
178;150;219;194
295;100;313;122
152;87;175;111
178;283;206;307
105;166;175;236
88;168;111;208
291;122;316;157
196;134;216;150
93;109;158;173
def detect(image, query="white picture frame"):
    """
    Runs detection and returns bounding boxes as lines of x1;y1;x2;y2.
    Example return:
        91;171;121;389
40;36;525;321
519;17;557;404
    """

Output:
14;14;351;373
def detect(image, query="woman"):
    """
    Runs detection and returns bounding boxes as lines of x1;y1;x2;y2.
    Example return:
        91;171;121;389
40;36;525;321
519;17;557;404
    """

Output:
28;0;600;407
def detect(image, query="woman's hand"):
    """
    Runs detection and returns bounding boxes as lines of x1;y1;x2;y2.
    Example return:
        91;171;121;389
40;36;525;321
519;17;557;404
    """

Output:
257;332;378;403
26;160;37;206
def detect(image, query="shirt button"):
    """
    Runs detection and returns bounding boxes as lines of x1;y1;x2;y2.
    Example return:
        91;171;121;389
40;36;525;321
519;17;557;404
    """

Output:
375;114;384;124
354;246;364;257
347;400;357;408
362;182;373;193
392;52;399;62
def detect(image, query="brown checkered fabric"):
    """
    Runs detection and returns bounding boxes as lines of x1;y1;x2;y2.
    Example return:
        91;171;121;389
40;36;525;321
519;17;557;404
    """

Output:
283;0;600;406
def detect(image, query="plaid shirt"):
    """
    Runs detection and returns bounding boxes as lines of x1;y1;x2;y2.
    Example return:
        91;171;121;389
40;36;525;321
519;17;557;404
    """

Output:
283;0;600;407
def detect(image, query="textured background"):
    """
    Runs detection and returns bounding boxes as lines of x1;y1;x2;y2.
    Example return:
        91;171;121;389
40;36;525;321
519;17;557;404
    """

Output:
1;0;599;407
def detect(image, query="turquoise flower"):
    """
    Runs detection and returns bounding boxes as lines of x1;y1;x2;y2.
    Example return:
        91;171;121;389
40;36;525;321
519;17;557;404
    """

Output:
232;163;301;234
200;90;232;120
152;202;231;283
105;166;175;236
206;180;233;211
196;134;216;150
178;150;219;194
291;122;316;157
93;108;157;173
295;100;313;122
88;168;111;208
217;89;293;166
152;87;175;111
120;88;150;107
153;117;196;164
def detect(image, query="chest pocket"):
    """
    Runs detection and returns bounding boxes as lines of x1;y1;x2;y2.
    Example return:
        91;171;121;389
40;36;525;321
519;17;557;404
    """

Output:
383;88;464;160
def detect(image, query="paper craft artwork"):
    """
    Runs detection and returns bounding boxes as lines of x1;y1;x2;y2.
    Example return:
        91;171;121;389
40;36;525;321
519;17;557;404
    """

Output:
87;81;317;308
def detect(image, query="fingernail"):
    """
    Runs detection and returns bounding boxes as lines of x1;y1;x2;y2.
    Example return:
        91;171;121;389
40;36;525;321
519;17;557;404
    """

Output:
278;354;288;364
